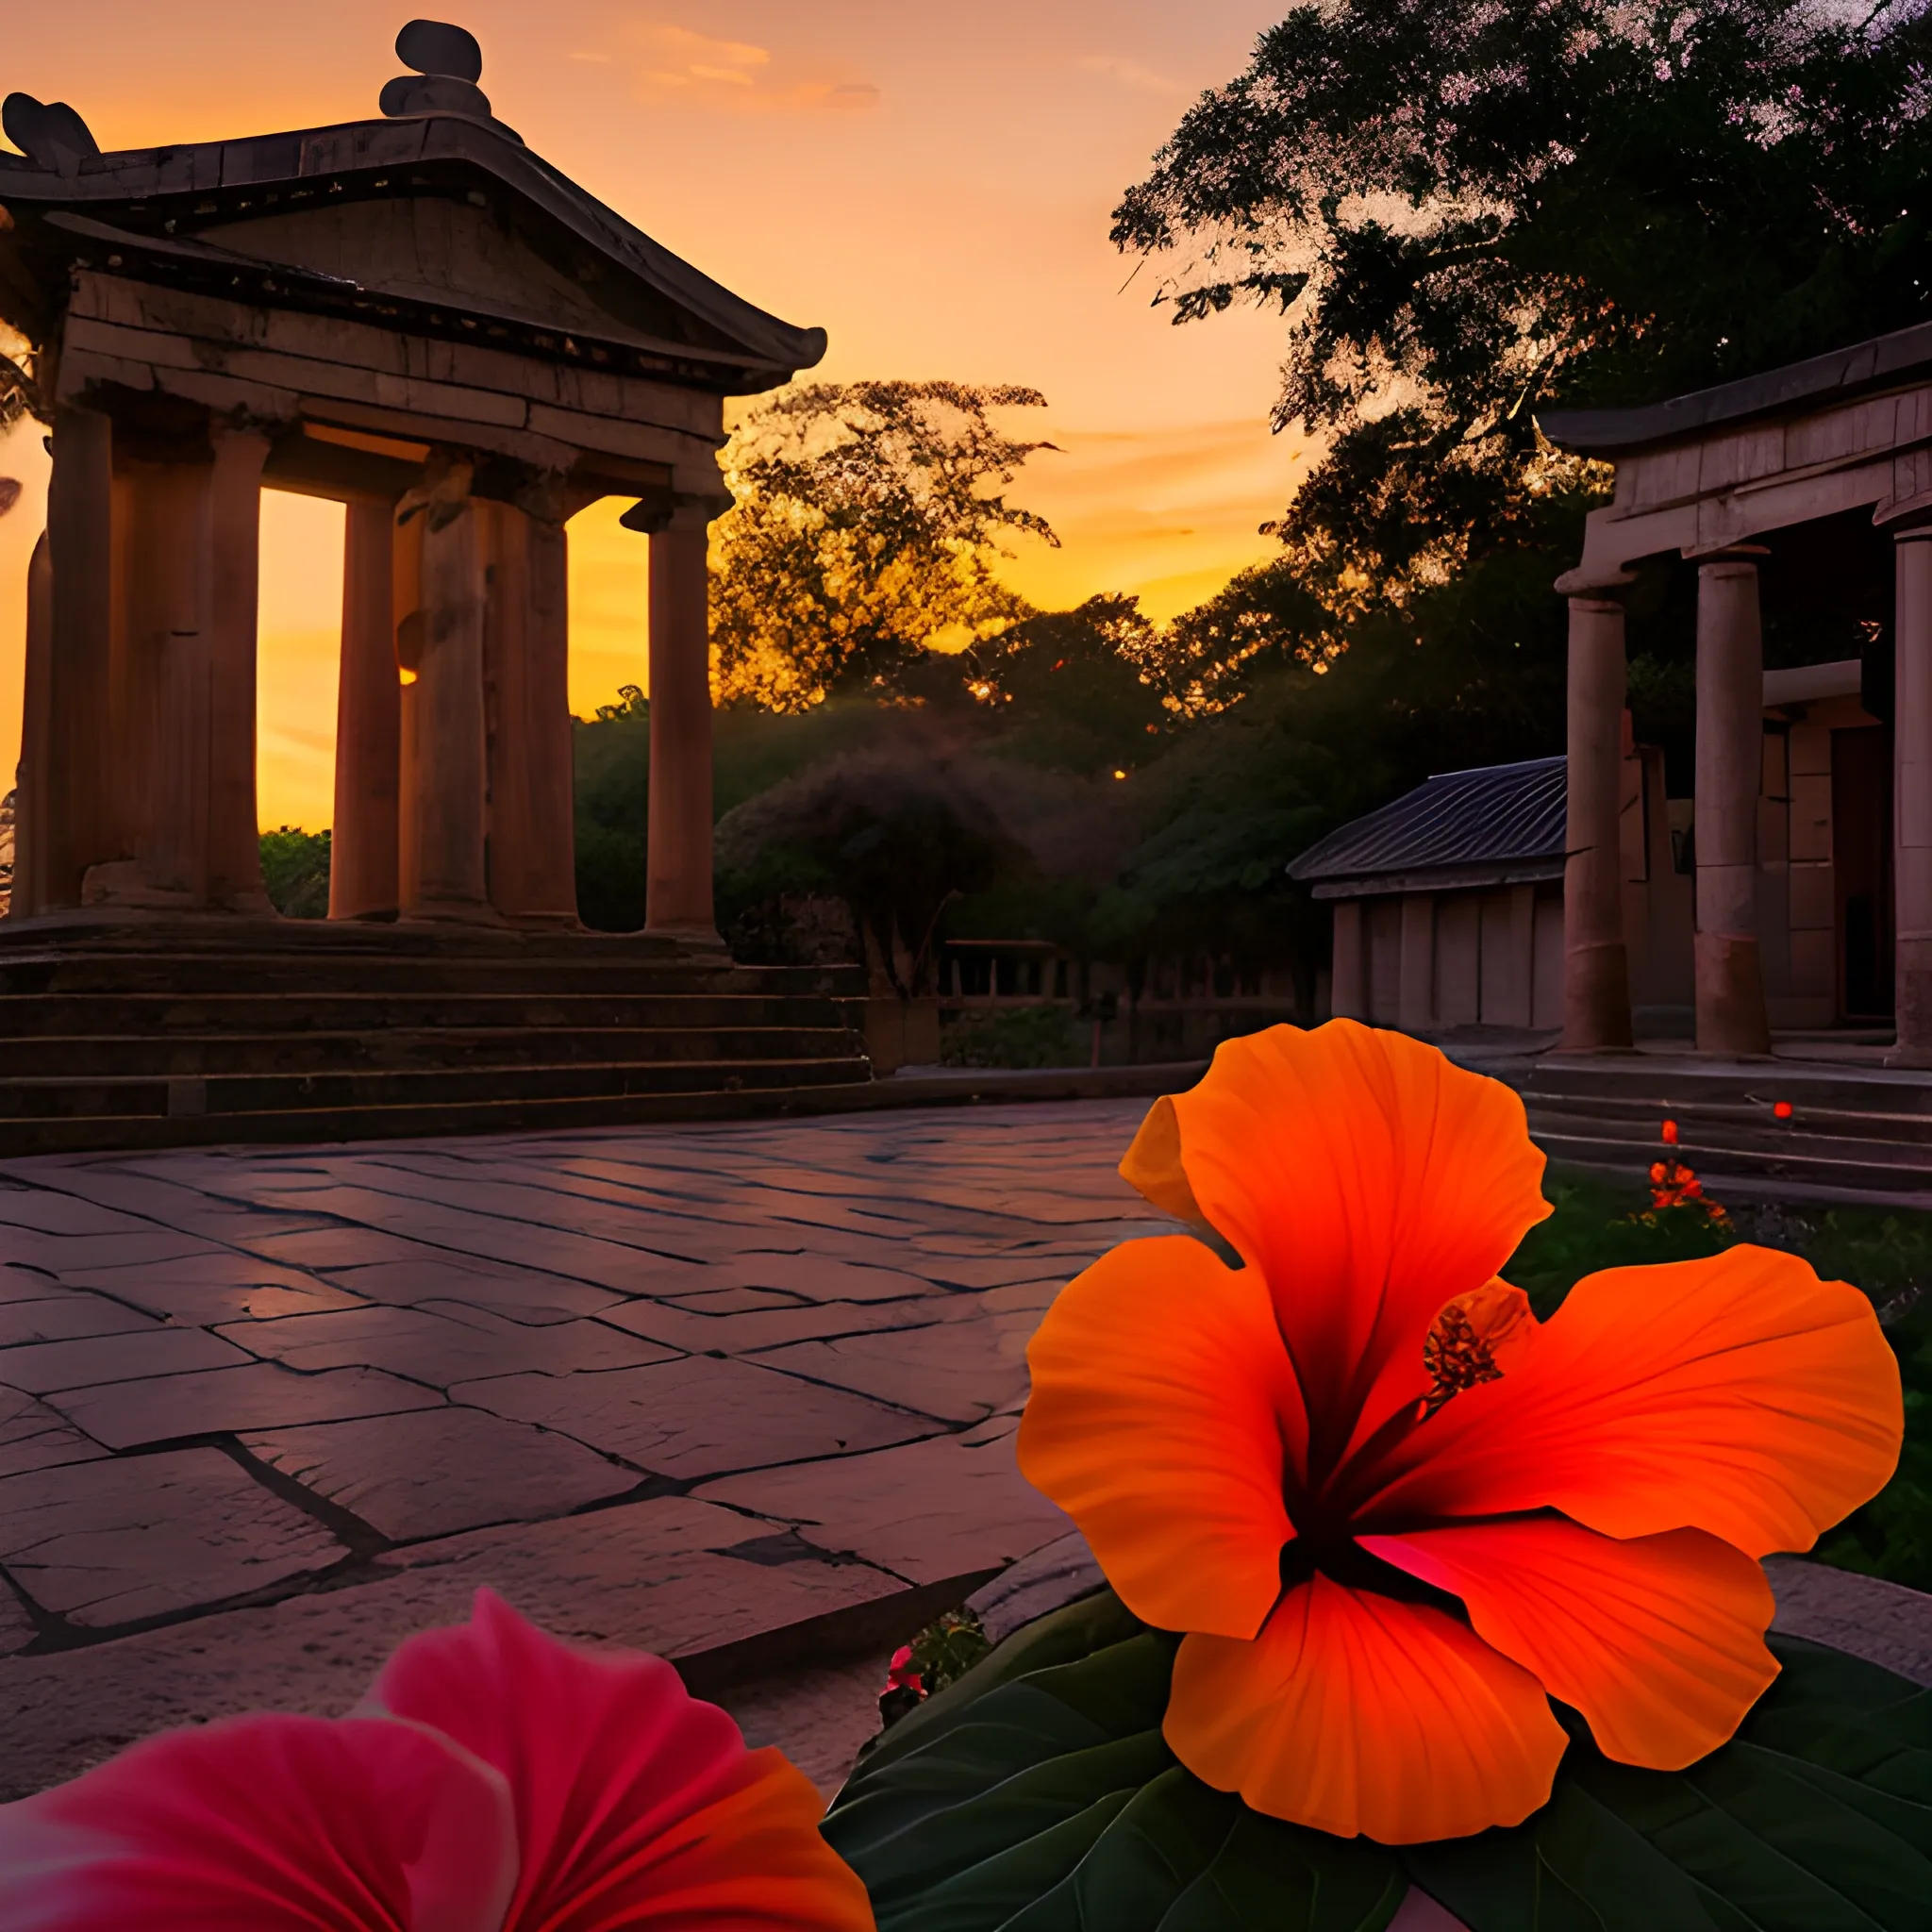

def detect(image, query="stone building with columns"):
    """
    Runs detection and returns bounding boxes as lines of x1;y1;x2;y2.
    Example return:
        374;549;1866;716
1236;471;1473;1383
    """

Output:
1;25;816;941
1542;324;1925;1062
0;25;879;1150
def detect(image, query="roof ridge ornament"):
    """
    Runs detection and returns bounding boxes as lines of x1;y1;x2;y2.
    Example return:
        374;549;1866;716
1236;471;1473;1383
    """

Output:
0;94;101;176
378;19;523;145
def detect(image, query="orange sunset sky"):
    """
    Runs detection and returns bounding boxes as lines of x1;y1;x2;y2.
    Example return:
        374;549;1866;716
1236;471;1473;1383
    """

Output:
0;1;1304;827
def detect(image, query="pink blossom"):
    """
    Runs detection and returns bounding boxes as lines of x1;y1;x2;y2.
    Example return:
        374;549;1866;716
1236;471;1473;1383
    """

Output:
0;1590;874;1932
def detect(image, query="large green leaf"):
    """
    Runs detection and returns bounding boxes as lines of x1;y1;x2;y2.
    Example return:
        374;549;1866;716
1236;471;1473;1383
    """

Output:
825;1593;1931;1932
826;1596;1406;1931
1400;1638;1932;1932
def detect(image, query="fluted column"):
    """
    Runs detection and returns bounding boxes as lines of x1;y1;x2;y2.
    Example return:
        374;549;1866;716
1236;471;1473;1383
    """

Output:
1896;527;1932;1065
404;495;494;920
1556;573;1636;1050
40;407;115;908
330;498;402;919
482;499;577;926
644;496;722;941
1693;551;1772;1056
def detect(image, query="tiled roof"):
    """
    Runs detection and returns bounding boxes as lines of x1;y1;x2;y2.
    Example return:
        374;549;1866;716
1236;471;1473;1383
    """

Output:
1288;756;1567;895
1539;320;1932;456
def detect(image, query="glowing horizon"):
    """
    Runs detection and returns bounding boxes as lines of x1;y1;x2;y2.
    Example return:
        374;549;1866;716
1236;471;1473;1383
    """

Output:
0;1;1298;829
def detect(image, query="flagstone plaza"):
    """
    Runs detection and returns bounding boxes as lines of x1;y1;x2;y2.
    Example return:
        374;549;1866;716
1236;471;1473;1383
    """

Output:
0;1099;1169;1798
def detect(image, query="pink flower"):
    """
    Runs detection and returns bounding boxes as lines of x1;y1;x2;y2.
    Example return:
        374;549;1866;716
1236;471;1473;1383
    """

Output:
0;1590;874;1931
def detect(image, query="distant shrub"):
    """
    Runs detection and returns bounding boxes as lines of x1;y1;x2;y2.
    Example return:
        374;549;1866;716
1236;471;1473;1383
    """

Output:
941;1006;1080;1069
259;827;331;919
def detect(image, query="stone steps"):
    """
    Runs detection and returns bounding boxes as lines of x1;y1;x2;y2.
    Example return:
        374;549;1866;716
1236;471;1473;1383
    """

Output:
1489;1052;1932;1202
0;920;874;1153
0;991;848;1037
0;1025;864;1079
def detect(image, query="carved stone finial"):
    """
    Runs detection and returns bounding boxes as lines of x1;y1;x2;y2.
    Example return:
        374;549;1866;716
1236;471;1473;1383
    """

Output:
396;19;483;83
377;20;521;142
1;93;101;175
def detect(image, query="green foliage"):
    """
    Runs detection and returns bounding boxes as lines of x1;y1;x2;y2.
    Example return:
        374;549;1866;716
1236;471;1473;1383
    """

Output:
258;827;330;920
1505;1173;1738;1317
1403;1639;1932;1931
941;1007;1083;1070
830;1603;1406;1931
710;381;1058;709
572;821;646;936
830;1591;1930;1931
1116;0;1932;607
907;1609;993;1697
593;683;646;722
572;699;903;934
713;746;1016;993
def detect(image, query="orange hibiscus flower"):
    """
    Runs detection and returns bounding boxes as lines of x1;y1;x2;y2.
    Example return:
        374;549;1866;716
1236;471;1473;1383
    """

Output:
1016;1022;1903;1845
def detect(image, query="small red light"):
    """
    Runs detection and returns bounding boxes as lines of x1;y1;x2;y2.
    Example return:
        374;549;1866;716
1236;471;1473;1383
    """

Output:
1773;1100;1793;1120
1660;1120;1678;1145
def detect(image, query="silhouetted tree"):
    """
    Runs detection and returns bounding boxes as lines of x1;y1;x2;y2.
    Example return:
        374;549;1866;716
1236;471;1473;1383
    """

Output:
1116;0;1932;611
710;381;1058;708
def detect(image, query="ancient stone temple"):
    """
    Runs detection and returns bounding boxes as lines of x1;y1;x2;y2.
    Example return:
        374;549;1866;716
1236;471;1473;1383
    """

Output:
0;22;873;1148
1543;327;1929;1064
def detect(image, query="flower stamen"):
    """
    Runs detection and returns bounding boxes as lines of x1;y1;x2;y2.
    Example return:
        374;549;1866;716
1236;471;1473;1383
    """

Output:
1421;1281;1534;1419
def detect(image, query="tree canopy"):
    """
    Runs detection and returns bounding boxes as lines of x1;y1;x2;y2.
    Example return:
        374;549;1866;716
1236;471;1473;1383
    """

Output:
709;380;1060;709
1115;0;1932;609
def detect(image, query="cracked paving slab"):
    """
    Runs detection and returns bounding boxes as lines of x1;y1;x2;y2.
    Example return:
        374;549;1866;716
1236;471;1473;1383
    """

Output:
0;1448;346;1629
0;1098;1169;1795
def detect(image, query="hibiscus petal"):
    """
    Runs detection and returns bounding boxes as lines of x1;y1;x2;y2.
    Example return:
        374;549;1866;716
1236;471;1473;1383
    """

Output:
1358;1245;1904;1558
0;1711;516;1932
1361;1519;1778;1770
1164;1574;1567;1843
1121;1024;1549;1470
364;1590;874;1932
1016;1232;1303;1639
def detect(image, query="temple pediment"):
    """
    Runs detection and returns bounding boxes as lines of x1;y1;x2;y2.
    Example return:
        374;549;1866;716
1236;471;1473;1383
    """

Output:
0;108;824;394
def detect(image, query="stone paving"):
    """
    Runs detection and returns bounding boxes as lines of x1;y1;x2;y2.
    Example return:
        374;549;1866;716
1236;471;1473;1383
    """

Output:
0;1099;1169;1798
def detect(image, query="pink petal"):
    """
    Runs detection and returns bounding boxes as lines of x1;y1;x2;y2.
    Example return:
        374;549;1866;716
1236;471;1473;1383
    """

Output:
365;1590;874;1931
0;1711;517;1932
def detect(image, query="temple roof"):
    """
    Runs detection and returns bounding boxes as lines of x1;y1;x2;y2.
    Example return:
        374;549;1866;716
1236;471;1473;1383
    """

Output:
1539;319;1932;458
0;107;826;393
1288;756;1567;899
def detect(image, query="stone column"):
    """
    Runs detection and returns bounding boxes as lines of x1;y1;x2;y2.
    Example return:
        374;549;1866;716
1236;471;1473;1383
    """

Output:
1693;550;1773;1056
40;407;115;908
404;496;494;921
12;531;54;918
481;499;577;926
1895;527;1932;1065
645;496;722;941
205;428;272;911
104;458;211;907
1329;900;1365;1020
1556;573;1637;1049
394;508;424;915
329;498;402;920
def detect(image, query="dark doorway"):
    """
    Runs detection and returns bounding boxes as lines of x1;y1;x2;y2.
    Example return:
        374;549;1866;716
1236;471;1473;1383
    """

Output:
1832;725;1893;1020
